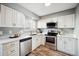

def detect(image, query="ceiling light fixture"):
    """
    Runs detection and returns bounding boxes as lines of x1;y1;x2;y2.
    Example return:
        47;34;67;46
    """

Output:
44;3;51;7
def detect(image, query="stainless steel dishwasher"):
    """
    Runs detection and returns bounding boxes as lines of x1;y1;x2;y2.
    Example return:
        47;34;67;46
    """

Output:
20;37;32;56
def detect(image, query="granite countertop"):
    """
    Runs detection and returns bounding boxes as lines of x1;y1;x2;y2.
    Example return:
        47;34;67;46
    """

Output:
0;34;32;44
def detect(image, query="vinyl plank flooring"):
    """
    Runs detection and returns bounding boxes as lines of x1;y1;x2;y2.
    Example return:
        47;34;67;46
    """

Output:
29;42;69;56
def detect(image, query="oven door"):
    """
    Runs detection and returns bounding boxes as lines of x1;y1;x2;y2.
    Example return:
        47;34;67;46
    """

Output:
46;36;56;43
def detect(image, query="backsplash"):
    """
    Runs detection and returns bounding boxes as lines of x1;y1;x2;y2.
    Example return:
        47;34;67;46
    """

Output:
0;27;31;36
58;28;74;35
0;27;74;36
40;28;74;35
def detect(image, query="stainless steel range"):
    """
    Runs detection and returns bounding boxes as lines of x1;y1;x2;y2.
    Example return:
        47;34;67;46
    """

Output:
45;22;58;50
45;29;58;50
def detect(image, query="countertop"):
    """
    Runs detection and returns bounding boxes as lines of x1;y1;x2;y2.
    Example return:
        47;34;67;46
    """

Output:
0;34;32;44
57;34;77;39
0;33;45;44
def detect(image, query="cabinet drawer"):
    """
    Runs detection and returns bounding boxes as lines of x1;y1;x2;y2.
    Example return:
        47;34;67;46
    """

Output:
3;41;19;56
3;41;19;47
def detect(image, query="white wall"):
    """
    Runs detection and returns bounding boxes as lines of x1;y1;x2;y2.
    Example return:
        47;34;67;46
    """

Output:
74;4;79;55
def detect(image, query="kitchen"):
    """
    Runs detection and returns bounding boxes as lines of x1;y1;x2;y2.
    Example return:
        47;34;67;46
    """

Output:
0;3;79;56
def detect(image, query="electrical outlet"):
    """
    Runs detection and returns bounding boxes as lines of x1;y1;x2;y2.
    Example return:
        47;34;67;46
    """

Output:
9;31;12;34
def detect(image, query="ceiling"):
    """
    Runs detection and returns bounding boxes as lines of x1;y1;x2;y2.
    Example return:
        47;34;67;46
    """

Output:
18;3;77;16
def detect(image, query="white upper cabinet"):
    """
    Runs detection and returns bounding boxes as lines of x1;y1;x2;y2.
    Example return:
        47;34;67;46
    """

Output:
0;5;26;27
1;5;15;27
5;5;13;27
25;19;36;29
64;14;75;28
1;5;7;27
50;17;58;22
0;8;1;26
37;19;46;28
38;14;75;28
16;11;25;27
58;14;75;28
30;20;36;29
58;16;65;28
37;17;58;28
25;19;30;28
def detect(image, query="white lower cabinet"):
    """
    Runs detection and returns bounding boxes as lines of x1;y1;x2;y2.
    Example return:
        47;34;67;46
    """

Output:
0;45;3;56
57;36;64;52
0;40;19;56
32;35;38;51
40;35;46;45
32;34;46;51
57;36;77;55
64;38;75;55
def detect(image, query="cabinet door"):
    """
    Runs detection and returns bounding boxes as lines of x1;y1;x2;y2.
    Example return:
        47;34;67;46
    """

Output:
57;36;64;51
15;11;21;27
37;20;46;28
58;14;75;28
58;16;65;28
32;35;42;51
13;10;24;27
1;5;25;27
35;35;40;48
25;19;30;28
1;5;6;27
0;45;3;56
10;9;16;27
51;17;58;22
30;20;36;30
16;11;24;27
64;14;75;28
41;35;46;45
37;20;42;28
42;21;46;28
19;13;25;27
64;38;75;55
0;11;1;26
5;6;13;27
1;5;14;27
32;36;37;51
37;35;42;46
3;41;19;56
